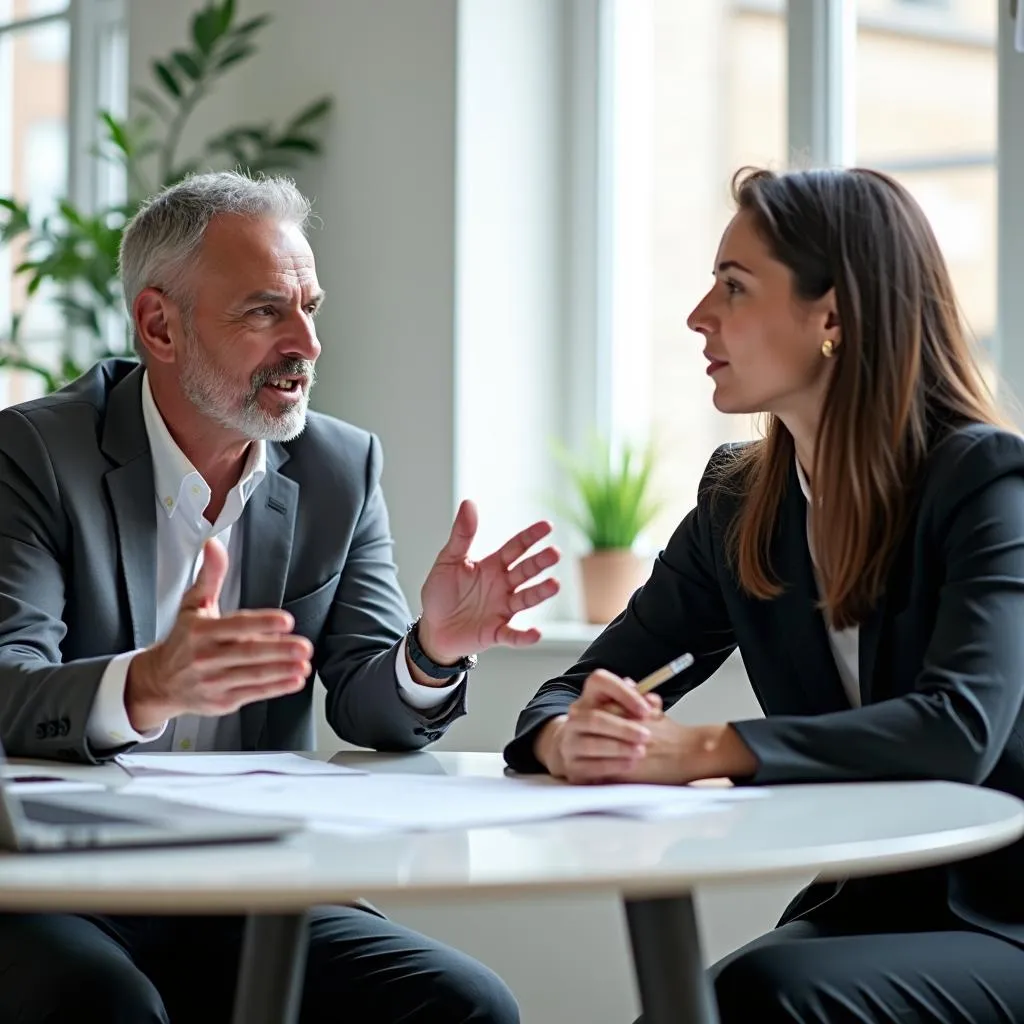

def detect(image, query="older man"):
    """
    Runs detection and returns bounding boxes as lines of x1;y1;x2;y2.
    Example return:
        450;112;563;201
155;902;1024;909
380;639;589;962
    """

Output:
0;171;558;1022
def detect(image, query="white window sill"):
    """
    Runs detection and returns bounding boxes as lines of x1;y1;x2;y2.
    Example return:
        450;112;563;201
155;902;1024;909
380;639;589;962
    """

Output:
532;619;603;650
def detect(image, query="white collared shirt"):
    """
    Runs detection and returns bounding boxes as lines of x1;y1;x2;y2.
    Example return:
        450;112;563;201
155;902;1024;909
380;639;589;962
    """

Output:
794;458;861;708
86;372;459;752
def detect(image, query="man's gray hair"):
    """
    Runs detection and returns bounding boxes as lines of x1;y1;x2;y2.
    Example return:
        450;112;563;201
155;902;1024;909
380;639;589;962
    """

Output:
119;170;312;354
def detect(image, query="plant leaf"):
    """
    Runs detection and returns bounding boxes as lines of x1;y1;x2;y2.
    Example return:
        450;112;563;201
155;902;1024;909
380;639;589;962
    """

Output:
247;152;299;172
553;436;661;550
152;59;181;98
269;136;319;153
217;0;236;35
286;97;332;132
0;197;32;243
132;87;172;122
215;44;255;71
191;6;222;55
57;200;84;226
231;14;272;36
53;296;101;337
172;49;204;81
206;125;269;151
99;111;132;155
59;354;86;386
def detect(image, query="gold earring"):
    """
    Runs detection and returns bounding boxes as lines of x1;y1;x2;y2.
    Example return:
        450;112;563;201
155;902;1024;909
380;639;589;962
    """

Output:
821;338;835;358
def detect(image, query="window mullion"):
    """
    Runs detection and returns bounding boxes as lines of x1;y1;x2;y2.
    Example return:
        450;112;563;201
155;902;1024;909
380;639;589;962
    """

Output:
787;0;856;167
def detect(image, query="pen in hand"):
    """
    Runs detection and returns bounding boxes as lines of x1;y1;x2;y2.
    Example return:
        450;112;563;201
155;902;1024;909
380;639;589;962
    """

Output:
605;652;695;717
635;652;695;695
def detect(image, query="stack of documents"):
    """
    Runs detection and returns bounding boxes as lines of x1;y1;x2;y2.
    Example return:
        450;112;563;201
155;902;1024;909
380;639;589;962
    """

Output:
119;761;763;836
116;753;364;778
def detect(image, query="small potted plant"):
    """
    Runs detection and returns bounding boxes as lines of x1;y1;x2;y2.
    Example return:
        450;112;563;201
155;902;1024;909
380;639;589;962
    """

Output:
556;436;662;624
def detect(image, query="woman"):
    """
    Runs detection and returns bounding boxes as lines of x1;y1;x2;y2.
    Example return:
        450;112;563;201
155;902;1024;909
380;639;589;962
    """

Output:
504;167;1024;1022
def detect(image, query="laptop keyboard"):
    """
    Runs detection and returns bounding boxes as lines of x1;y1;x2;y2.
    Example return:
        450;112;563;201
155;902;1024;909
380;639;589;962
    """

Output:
19;799;141;827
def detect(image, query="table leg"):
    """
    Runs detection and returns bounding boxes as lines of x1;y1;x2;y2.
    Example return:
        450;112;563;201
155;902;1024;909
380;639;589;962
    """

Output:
231;911;309;1024
624;894;719;1024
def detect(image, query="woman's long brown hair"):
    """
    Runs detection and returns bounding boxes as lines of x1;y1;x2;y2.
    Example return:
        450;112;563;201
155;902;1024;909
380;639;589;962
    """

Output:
720;167;1013;629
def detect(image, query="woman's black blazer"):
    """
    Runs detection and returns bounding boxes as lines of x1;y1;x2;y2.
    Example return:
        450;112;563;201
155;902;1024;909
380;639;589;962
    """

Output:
505;424;1024;941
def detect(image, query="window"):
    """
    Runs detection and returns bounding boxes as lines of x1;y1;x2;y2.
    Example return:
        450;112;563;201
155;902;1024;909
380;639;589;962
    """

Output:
606;0;786;543
0;1;70;404
856;0;996;369
0;0;124;406
27;0;69;61
600;0;997;551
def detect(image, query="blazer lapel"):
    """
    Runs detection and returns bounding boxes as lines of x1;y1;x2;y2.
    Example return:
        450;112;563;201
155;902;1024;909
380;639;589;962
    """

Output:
772;464;851;714
239;445;299;748
101;367;158;649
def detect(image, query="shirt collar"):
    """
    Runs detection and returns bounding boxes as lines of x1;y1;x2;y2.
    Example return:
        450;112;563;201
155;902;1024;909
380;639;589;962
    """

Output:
795;455;813;504
140;371;267;522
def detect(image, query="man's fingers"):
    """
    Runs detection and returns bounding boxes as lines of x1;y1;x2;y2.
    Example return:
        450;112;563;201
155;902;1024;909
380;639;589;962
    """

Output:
506;545;561;589
496;520;554;570
495;623;542;648
182;537;230;611
440;499;478;561
577;669;651;719
200;661;312;691
194;609;296;638
195;636;314;672
199;675;309;715
507;577;561;615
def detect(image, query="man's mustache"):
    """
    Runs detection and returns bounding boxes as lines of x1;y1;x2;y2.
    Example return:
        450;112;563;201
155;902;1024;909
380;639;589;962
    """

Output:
248;359;317;393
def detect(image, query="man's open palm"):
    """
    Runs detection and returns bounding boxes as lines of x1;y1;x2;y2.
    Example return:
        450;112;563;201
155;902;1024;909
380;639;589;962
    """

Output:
419;500;561;662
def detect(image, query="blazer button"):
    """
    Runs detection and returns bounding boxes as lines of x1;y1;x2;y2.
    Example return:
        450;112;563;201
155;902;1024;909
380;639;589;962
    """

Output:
58;717;70;737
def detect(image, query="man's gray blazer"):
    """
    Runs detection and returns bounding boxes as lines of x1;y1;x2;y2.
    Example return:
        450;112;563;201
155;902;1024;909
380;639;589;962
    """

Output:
0;359;467;762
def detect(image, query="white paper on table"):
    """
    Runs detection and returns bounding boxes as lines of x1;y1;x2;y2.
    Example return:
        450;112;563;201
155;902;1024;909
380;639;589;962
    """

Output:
5;780;107;796
120;771;765;834
115;753;365;779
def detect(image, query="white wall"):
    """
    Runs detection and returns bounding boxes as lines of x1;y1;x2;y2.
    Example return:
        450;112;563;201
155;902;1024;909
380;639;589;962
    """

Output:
128;4;803;1020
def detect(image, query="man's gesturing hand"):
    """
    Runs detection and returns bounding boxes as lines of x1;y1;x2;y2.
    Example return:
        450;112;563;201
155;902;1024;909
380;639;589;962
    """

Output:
125;538;314;732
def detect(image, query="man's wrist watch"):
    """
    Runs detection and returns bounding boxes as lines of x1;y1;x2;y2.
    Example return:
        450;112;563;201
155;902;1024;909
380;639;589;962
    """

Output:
406;618;478;680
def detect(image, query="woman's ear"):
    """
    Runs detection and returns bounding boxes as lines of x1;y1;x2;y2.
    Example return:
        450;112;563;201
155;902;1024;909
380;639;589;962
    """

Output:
820;288;841;344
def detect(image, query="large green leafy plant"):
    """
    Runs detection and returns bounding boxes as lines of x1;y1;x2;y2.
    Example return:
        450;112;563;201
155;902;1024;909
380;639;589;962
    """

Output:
555;437;662;552
0;0;331;393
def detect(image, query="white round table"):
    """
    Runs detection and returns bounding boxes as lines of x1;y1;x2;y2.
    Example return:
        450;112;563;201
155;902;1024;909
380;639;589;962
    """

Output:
3;751;1023;1024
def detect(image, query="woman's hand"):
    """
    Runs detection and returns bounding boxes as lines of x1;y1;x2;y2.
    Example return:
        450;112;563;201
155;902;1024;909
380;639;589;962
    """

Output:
533;669;660;784
534;669;758;785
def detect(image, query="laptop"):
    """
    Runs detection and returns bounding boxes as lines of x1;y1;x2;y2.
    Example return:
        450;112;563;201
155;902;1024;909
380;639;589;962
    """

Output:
0;744;302;852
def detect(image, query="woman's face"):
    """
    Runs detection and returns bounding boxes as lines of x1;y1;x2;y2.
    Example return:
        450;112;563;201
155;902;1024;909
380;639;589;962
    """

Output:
687;209;838;419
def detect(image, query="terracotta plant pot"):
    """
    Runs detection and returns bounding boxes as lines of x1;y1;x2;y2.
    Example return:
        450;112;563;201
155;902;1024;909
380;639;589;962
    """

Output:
578;549;649;624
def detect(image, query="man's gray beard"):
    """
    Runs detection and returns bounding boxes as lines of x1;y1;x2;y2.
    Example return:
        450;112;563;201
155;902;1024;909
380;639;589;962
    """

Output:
179;325;315;443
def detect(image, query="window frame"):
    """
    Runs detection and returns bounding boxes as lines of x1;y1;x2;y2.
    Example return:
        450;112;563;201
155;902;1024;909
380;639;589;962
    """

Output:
580;0;1012;450
0;0;126;367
